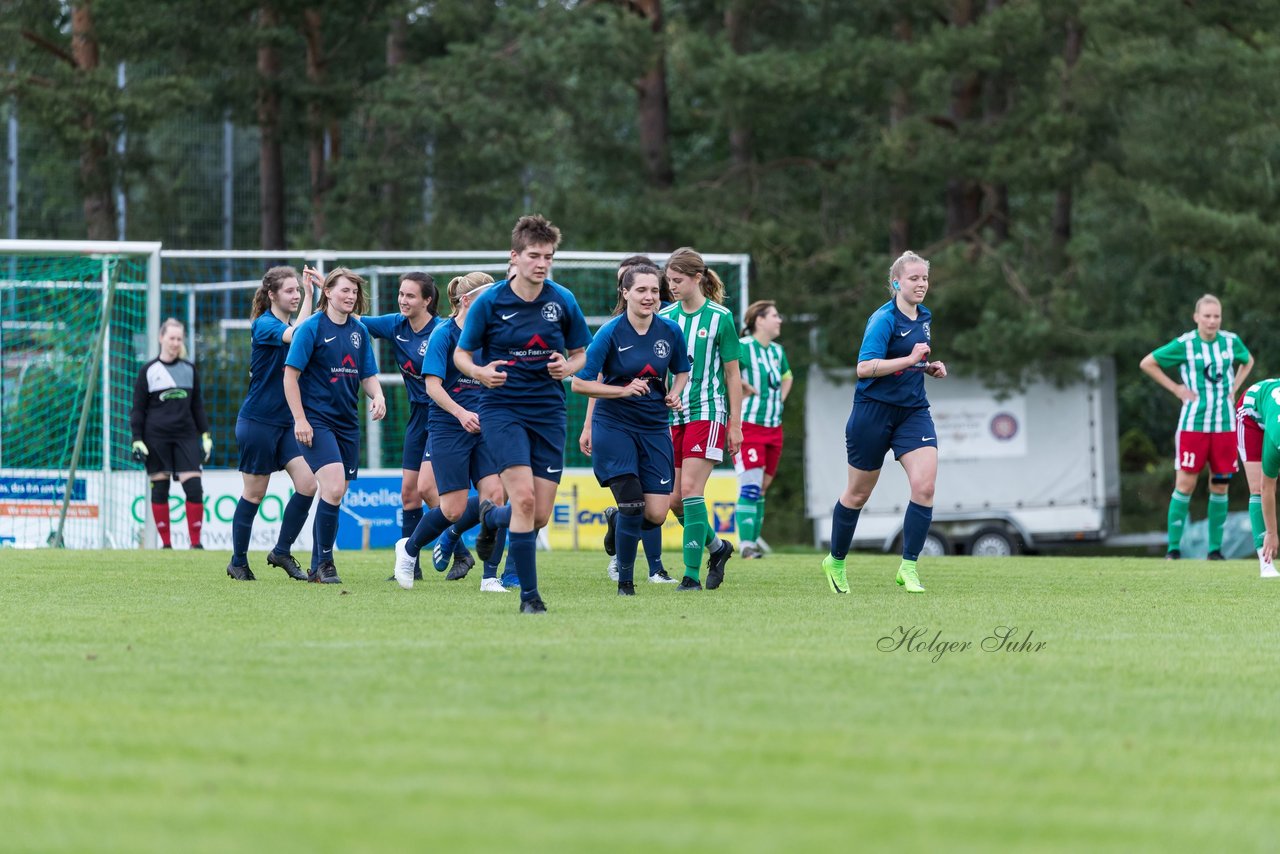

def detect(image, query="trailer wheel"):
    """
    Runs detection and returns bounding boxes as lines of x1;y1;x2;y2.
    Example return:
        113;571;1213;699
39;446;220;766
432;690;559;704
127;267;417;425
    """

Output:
893;532;950;556
969;528;1020;557
921;532;950;557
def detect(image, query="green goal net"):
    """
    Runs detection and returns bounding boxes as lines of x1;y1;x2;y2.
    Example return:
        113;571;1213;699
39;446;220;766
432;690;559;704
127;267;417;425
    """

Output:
0;247;155;548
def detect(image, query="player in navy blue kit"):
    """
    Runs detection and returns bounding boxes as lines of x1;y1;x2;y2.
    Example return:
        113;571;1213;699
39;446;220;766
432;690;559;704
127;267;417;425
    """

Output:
455;215;592;613
821;250;948;596
393;272;509;591
228;265;320;581
284;268;386;584
362;272;473;581
571;264;690;595
580;254;679;584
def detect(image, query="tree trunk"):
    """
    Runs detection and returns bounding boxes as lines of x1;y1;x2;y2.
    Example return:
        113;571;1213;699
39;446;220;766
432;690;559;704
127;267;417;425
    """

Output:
983;0;1009;243
629;0;674;189
725;1;751;170
379;11;408;249
888;15;912;255
944;0;983;239
303;8;331;243
257;4;285;250
1052;17;1084;259
71;2;116;240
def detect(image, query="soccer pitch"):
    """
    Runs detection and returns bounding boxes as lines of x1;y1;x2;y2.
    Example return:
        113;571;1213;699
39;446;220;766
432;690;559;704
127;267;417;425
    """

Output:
3;551;1277;852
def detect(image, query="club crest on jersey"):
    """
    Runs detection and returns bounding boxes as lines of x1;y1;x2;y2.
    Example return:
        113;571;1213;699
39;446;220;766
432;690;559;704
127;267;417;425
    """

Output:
923;322;931;339
697;328;708;339
541;302;562;323
350;332;362;349
418;340;429;356
653;339;670;358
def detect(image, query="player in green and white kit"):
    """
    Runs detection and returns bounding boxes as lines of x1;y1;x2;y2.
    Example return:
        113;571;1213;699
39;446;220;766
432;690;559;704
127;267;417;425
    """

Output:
734;300;792;559
1140;294;1252;560
1237;379;1280;577
1253;379;1280;574
659;247;742;591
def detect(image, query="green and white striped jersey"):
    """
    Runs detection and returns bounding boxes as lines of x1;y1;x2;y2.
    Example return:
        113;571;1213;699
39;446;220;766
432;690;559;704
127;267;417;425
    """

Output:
1253;379;1280;477
1151;330;1250;432
660;299;740;426
1238;378;1280;424
739;336;792;428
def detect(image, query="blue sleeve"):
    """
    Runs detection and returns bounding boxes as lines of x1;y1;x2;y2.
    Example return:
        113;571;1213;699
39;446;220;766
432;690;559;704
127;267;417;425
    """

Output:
423;325;451;379
361;313;398;339
857;310;893;362
576;322;614;381
285;319;316;371
669;323;691;374
358;324;378;379
253;314;287;347
562;293;592;350
457;292;492;352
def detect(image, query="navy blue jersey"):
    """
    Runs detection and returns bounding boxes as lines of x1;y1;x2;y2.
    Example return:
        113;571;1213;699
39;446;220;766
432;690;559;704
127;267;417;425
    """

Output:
457;279;591;419
577;314;691;432
362;313;443;406
285;312;379;431
855;300;932;408
239;312;293;428
423;318;484;430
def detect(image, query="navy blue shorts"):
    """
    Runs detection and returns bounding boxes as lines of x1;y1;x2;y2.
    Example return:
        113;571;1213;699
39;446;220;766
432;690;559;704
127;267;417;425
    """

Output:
481;409;566;483
236;417;303;475
402;402;430;471
590;418;675;495
430;424;500;494
302;421;360;480
845;397;937;471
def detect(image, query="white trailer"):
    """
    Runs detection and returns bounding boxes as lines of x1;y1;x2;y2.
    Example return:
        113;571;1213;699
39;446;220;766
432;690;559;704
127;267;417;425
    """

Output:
805;359;1120;556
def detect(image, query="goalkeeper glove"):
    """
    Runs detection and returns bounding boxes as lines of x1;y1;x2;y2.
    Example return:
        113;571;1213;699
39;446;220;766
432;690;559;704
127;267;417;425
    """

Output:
131;440;149;464
201;433;213;463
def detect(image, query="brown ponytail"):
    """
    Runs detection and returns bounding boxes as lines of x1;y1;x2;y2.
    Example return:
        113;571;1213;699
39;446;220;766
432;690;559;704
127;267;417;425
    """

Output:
665;247;724;304
251;266;300;321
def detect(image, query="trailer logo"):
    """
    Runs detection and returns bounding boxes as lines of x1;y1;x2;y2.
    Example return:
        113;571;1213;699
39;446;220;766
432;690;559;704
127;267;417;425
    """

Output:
989;412;1019;441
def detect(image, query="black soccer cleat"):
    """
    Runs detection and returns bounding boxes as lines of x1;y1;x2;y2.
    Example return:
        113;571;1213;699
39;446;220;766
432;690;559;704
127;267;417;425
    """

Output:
267;550;309;582
705;540;734;590
446;548;475;581
1207;550;1226;561
312;560;342;584
475;499;498;563
226;561;256;581
191;544;204;550
676;576;703;591
617;580;635;597
603;506;618;557
520;596;548;614
1165;549;1182;561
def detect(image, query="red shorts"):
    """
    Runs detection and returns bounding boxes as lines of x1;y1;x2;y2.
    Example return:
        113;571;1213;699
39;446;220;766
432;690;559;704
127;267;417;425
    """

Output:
735;422;784;476
1237;408;1263;464
1175;430;1238;475
672;421;726;466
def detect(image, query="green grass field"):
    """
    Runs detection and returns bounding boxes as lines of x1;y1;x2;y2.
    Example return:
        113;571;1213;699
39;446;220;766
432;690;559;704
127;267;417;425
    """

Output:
3;549;1278;852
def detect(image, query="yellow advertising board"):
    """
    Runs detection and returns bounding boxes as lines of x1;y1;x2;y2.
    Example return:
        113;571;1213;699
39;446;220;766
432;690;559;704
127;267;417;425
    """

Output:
545;468;740;551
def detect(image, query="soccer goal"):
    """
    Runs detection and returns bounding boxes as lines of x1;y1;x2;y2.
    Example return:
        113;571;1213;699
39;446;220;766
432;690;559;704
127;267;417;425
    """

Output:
0;240;161;548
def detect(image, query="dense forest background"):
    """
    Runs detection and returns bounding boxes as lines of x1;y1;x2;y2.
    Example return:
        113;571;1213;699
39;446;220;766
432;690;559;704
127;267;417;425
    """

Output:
3;0;1279;541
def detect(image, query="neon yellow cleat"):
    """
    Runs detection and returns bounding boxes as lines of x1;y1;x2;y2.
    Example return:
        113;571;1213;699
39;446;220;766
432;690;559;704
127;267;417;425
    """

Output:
821;555;848;595
895;563;925;593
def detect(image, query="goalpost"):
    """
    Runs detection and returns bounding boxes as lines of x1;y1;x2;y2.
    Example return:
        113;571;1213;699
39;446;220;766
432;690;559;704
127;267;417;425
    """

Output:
0;240;161;549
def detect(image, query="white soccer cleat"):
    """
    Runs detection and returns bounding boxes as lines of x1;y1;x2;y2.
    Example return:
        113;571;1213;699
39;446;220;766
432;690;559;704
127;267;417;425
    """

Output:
480;577;508;593
393;537;416;589
1260;549;1278;579
607;554;619;582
